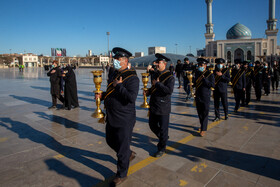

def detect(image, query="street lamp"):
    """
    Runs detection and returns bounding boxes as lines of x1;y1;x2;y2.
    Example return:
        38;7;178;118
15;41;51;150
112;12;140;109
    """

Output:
175;44;178;54
106;32;110;57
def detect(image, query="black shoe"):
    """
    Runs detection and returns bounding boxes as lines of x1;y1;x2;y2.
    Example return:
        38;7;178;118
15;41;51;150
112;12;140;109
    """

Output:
212;117;220;122
129;151;136;162
73;106;79;109
154;150;165;158
240;103;246;107
111;176;128;186
225;115;228;120
234;109;238;113
48;106;56;109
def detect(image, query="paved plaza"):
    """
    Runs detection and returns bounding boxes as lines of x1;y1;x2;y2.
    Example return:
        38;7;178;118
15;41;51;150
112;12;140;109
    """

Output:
0;67;280;187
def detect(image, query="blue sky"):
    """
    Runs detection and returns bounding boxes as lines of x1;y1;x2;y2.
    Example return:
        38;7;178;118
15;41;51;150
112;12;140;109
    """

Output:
0;0;279;56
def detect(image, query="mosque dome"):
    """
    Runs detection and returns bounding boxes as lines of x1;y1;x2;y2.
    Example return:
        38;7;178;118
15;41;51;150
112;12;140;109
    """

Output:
226;23;252;39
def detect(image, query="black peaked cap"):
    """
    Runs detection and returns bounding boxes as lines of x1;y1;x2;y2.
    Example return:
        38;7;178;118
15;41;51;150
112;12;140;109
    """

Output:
112;47;132;58
155;53;170;62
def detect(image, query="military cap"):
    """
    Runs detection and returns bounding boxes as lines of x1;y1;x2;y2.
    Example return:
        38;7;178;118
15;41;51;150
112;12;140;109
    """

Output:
234;59;242;64
155;53;170;62
215;58;225;64
184;57;189;61
197;58;209;65
243;61;249;65
112;47;132;59
255;61;261;64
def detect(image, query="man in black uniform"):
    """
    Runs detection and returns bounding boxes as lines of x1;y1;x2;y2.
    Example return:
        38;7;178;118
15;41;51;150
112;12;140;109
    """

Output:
47;60;64;109
253;61;264;101
213;58;230;121
182;57;193;100
95;47;139;186
193;58;215;136
263;62;272;96
271;60;279;90
144;53;175;157
242;61;254;106
175;59;183;88
231;60;246;112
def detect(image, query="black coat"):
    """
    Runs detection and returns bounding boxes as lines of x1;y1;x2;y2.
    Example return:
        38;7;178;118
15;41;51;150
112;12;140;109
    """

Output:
148;70;175;115
175;63;183;78
263;68;272;85
103;69;139;128
194;70;215;102
214;68;230;93
244;68;254;87
63;66;79;108
231;68;246;90
253;66;264;88
47;66;62;96
272;66;280;81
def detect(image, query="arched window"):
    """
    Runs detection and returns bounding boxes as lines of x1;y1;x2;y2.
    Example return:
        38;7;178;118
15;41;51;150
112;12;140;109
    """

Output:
247;51;252;61
227;51;231;63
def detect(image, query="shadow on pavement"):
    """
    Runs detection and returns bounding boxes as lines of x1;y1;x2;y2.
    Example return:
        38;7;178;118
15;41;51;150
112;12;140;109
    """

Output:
0;117;115;186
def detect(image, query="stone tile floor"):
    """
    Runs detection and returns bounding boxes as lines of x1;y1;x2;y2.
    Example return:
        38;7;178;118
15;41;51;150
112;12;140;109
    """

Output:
0;67;279;187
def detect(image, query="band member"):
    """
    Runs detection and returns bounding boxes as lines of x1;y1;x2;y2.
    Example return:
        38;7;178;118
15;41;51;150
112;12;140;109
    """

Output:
193;58;215;136
253;61;264;101
271;60;279;90
213;58;230;121
263;62;272;96
241;61;254;106
95;47;139;186
144;53;175;157
231;60;246;112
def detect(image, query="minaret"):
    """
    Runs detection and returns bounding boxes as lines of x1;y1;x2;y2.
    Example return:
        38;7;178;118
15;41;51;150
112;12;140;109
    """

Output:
266;0;278;55
205;0;215;57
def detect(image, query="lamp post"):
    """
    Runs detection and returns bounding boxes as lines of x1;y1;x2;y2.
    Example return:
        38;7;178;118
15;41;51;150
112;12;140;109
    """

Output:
175;44;178;54
106;32;110;57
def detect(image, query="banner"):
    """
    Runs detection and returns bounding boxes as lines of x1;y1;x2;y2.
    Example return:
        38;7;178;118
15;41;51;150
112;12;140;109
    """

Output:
51;48;67;57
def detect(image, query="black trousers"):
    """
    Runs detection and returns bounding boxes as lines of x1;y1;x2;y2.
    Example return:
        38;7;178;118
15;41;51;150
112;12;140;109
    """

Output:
106;122;134;178
51;94;64;106
271;78;279;90
196;99;209;131
234;88;244;110
242;84;252;104
149;113;170;152
263;80;271;94
255;85;262;100
213;91;228;118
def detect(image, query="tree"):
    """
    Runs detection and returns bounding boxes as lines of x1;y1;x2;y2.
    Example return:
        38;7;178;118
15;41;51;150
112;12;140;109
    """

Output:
0;56;13;65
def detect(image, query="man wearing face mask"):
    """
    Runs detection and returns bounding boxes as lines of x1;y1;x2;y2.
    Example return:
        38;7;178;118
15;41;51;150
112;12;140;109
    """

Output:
253;61;264;101
193;58;215;136
144;53;175;157
242;61;254;106
231;60;246;112
95;47;139;186
262;62;272;96
47;60;64;109
213;58;230;121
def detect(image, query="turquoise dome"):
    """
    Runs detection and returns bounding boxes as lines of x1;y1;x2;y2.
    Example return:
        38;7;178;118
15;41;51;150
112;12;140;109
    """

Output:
226;23;252;39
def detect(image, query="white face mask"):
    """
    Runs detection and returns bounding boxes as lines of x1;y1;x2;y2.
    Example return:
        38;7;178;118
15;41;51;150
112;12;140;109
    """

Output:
113;59;122;70
217;64;223;69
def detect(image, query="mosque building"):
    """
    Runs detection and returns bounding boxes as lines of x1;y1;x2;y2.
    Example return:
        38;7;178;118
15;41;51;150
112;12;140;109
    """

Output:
204;0;280;64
